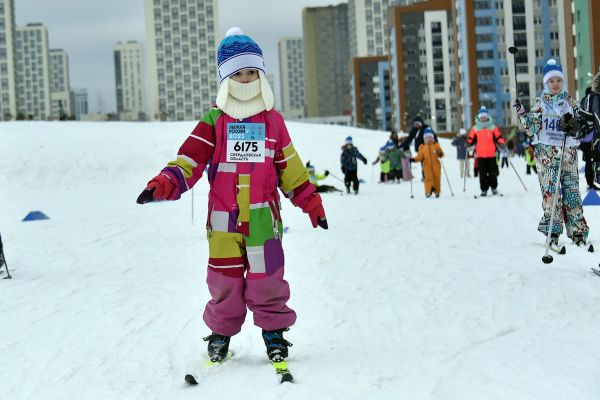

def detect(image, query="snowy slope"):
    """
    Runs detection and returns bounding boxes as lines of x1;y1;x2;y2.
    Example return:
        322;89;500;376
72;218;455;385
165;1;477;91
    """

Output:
1;121;600;400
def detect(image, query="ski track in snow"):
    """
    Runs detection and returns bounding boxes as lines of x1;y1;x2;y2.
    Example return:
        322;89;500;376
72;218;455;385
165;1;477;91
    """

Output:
1;121;600;399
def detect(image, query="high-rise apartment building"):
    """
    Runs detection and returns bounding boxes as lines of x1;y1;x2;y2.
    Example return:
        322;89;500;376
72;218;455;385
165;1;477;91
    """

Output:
351;56;392;130
456;0;575;127
49;49;72;119
0;0;17;120
15;23;51;119
114;41;145;121
387;0;458;133
303;4;351;118
572;0;600;99
145;0;220;121
72;88;88;120
278;37;305;119
348;0;424;58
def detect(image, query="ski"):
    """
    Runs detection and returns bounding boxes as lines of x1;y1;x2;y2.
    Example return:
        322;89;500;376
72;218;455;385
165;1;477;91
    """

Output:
184;351;233;385
591;268;600;277
271;360;294;383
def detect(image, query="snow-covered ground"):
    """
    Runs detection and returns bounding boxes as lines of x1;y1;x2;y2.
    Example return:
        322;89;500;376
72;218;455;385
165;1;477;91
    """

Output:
1;121;600;400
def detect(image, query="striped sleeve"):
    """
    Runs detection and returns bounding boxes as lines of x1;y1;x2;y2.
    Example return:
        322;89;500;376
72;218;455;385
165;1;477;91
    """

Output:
161;108;221;199
272;113;315;210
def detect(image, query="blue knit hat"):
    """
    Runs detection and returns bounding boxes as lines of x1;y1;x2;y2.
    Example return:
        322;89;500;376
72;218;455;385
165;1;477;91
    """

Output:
477;106;489;120
345;136;353;144
386;140;395;149
217;27;265;83
543;58;563;85
423;127;434;139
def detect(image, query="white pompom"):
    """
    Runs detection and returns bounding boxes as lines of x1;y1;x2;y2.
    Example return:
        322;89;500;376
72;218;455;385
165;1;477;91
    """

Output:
226;27;244;37
480;106;487;111
547;58;557;66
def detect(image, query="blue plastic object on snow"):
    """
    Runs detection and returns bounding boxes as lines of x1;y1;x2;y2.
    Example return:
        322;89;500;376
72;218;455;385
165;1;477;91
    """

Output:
582;190;600;206
22;211;50;222
283;226;289;233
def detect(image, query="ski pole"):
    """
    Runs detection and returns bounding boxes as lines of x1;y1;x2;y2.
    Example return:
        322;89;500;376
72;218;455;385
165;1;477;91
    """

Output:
508;157;528;192
463;153;469;192
410;164;414;198
191;187;195;226
542;133;568;264
440;158;454;196
328;172;344;183
0;234;12;279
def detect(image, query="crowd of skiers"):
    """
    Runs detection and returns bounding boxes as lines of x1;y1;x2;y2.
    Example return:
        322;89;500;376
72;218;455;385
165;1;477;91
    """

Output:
135;26;600;370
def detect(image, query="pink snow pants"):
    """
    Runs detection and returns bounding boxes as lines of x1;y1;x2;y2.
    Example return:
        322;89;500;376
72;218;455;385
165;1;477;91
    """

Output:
202;229;297;336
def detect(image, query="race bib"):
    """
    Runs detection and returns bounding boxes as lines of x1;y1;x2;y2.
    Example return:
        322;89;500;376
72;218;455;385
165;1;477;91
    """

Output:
226;123;266;163
542;117;563;143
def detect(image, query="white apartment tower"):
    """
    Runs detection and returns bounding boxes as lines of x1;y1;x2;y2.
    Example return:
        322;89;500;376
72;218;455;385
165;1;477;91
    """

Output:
49;49;72;119
15;23;51;119
114;41;145;121
348;0;423;58
0;0;17;120
145;0;220;121
72;88;88;120
278;37;305;119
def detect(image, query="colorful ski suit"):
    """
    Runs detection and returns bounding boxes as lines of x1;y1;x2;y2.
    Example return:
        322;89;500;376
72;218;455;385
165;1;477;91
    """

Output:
518;91;589;240
467;117;504;192
413;142;444;195
159;108;315;336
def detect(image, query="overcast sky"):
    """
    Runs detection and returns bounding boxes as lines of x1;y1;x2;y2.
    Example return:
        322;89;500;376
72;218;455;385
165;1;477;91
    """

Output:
15;0;344;114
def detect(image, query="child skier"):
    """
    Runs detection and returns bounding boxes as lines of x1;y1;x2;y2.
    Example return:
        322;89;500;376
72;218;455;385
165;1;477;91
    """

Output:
386;140;403;183
372;145;390;183
411;129;444;197
340;136;367;194
137;28;327;367
467;106;505;196
451;128;469;177
513;58;589;247
307;164;340;193
525;144;537;175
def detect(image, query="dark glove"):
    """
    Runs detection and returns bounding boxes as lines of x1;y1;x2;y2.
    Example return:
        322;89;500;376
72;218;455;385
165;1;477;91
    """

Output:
558;113;583;138
137;173;175;204
324;170;330;176
363;159;368;165
409;158;416;163
302;194;328;229
512;98;526;116
341;167;346;174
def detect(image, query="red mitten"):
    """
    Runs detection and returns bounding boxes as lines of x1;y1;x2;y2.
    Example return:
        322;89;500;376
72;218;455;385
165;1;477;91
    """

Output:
147;174;175;200
302;194;328;229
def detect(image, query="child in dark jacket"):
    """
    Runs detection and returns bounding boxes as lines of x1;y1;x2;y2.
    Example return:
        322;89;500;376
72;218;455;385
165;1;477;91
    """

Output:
340;136;367;194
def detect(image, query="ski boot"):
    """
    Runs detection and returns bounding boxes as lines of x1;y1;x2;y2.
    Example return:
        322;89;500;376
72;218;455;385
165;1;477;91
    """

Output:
492;189;499;196
203;333;231;362
426;193;432;198
549;233;560;247
262;328;293;362
480;190;487;197
573;235;586;247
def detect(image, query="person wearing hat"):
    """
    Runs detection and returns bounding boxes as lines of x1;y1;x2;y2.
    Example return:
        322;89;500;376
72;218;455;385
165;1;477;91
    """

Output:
467;106;505;196
306;162;341;193
340;136;367;194
451;128;470;178
410;128;444;197
372;145;391;183
579;67;600;189
137;28;327;364
402;116;438;180
513;58;589;247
